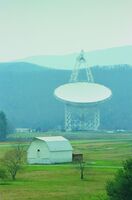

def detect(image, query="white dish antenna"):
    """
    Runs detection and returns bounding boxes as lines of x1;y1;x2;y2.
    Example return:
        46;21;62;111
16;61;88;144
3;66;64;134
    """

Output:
54;51;112;131
55;82;112;105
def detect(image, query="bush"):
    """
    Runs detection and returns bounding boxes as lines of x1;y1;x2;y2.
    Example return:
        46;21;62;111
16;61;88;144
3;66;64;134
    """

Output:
106;159;132;200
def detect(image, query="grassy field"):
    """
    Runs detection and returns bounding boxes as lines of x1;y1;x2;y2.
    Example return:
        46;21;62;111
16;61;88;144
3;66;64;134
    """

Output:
0;134;132;200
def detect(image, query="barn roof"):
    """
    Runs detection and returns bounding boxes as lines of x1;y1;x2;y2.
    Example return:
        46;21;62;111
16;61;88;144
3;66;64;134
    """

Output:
35;136;72;151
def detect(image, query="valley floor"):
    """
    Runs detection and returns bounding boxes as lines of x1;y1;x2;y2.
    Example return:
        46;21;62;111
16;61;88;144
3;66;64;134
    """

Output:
0;134;132;200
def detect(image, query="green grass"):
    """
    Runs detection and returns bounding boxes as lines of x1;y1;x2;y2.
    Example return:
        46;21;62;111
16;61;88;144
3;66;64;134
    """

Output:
0;136;132;200
0;166;112;200
7;130;132;141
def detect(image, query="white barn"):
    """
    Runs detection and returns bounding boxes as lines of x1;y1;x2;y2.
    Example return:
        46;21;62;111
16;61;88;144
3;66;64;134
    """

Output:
27;136;73;164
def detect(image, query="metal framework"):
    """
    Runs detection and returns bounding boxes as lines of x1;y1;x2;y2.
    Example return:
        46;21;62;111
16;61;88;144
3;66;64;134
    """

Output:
69;50;94;83
65;51;100;131
65;104;100;131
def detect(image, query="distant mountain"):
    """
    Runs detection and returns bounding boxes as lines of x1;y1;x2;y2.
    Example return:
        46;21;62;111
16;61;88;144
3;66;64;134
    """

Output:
0;62;132;131
21;46;132;69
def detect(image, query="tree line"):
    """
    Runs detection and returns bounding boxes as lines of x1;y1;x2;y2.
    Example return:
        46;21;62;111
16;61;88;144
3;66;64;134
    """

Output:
0;111;8;140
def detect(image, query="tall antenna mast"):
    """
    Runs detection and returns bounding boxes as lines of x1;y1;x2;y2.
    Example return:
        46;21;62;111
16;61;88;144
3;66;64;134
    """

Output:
69;50;94;83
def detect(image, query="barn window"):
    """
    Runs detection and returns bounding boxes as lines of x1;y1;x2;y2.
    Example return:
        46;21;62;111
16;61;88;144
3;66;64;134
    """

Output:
37;149;40;152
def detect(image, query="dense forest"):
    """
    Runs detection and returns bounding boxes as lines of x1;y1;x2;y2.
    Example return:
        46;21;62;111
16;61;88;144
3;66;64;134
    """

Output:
0;62;131;131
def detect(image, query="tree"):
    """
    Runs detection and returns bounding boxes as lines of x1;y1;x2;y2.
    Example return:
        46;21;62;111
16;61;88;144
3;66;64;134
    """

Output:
0;111;7;140
106;159;132;200
73;154;85;180
2;144;25;180
79;160;85;180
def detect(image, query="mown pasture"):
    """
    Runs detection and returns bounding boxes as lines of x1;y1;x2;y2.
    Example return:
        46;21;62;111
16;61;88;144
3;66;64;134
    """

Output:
0;134;132;200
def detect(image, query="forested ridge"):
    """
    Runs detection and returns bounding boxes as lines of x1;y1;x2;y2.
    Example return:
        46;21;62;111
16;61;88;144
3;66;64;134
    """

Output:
0;62;131;131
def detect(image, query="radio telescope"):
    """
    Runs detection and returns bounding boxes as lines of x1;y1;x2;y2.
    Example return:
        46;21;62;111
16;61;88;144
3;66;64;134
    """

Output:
54;51;112;131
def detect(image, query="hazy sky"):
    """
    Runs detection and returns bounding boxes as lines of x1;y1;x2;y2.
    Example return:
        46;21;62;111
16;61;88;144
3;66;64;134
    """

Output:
0;0;131;61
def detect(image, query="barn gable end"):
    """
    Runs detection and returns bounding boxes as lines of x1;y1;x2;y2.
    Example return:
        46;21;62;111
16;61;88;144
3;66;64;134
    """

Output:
27;136;73;164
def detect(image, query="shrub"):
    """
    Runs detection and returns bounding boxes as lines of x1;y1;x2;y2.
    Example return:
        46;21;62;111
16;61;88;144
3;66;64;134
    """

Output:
106;159;132;200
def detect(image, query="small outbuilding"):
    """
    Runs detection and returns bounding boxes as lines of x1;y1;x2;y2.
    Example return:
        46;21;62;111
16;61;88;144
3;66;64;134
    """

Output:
27;136;73;164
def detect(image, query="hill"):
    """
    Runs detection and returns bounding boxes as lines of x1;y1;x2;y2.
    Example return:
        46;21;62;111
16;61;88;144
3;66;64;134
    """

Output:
0;62;132;130
21;46;132;69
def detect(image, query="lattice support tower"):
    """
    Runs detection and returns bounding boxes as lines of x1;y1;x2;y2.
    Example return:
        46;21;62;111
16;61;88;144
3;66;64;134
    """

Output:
65;104;100;131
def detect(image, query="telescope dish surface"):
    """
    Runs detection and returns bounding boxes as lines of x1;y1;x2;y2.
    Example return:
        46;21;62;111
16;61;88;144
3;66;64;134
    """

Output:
54;82;112;105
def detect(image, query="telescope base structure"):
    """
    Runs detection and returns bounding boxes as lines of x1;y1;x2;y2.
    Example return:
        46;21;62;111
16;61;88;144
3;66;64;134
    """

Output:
64;104;100;131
